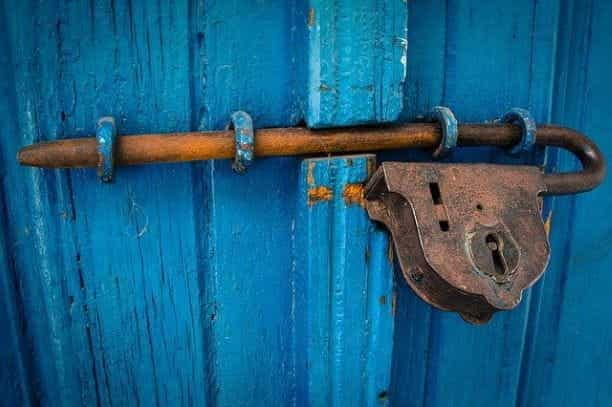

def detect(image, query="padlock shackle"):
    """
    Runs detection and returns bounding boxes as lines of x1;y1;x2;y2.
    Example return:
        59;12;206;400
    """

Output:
536;126;605;195
453;124;606;195
18;122;605;195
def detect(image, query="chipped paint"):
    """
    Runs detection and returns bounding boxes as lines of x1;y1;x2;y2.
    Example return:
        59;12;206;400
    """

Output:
387;239;394;264
307;161;315;186
366;158;376;178
306;0;407;127
308;8;315;27
308;186;333;205
3;1;610;406
296;155;394;405
342;183;365;206
544;211;552;237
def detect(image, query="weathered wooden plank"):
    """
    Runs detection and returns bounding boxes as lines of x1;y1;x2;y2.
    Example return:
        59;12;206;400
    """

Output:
1;1;94;404
520;1;612;405
0;8;34;404
295;155;394;406
0;193;33;406
2;0;612;405
306;0;407;127
58;2;207;405
1;1;207;405
391;1;561;406
198;0;303;405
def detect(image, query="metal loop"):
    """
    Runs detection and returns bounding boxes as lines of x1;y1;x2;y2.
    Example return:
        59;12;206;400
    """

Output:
501;108;536;155
427;106;458;158
229;111;254;174
95;116;117;182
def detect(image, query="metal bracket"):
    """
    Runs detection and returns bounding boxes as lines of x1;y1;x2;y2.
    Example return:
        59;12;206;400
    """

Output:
365;162;550;324
428;106;458;158
229;111;255;174
96;116;117;182
19;115;605;196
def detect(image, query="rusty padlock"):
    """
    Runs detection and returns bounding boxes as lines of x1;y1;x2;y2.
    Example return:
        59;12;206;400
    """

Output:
365;110;605;324
17;107;605;323
366;163;549;323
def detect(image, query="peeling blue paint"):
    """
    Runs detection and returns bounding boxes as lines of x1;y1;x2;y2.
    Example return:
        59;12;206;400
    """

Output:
295;155;394;406
0;0;611;406
306;0;408;127
427;106;458;158
95;117;117;182
501;108;537;155
228;111;254;174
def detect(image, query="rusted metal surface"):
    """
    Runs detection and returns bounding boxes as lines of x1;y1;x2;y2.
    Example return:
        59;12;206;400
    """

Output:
15;120;607;324
342;184;366;206
17;123;605;195
94;117;117;182
228;111;255;174
365;162;551;323
308;186;333;205
501;108;537;154
426;106;458;158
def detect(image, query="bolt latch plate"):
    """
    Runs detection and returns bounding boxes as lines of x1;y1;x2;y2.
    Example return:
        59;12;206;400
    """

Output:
365;162;551;324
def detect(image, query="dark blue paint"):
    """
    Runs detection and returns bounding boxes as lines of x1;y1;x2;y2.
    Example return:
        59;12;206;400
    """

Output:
391;1;612;406
0;0;611;406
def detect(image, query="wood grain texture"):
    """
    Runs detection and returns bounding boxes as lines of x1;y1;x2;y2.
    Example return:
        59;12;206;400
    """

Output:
196;0;301;405
294;155;394;406
390;1;561;406
1;0;612;406
518;1;612;405
306;0;407;127
391;1;612;406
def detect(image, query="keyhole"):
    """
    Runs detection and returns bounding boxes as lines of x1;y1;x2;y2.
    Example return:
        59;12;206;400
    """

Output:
485;233;508;275
429;182;450;232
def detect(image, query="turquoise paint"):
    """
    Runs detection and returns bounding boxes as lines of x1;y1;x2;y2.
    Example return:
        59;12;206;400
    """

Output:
295;155;394;406
0;0;611;406
391;2;559;406
228;111;255;173
501;108;537;155
426;106;458;157
95;117;117;182
391;1;612;407
517;1;612;404
306;0;407;127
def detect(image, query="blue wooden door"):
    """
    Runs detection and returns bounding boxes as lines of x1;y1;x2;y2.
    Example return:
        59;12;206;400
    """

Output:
1;0;611;406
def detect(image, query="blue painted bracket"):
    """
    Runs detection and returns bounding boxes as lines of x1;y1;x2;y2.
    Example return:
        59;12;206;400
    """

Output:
95;117;117;182
427;106;458;158
229;111;255;174
501;108;537;155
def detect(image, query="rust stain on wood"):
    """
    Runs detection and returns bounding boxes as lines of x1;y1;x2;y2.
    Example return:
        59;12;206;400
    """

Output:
342;183;365;206
387;239;394;264
366;158;376;177
307;161;315;186
308;186;332;205
544;211;552;237
308;8;315;27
